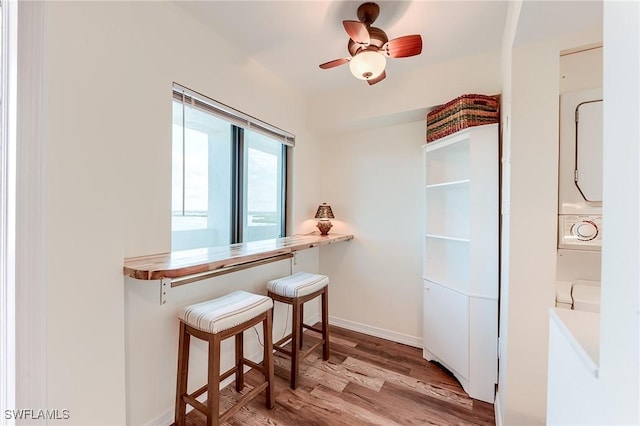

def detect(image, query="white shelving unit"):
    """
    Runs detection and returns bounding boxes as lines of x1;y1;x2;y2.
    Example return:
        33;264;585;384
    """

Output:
422;123;499;403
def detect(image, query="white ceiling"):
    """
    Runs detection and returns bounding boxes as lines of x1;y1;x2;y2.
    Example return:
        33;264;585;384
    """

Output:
175;1;602;96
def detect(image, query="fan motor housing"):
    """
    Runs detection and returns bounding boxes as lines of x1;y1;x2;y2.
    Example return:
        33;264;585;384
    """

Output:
348;27;388;56
368;27;388;49
357;2;380;25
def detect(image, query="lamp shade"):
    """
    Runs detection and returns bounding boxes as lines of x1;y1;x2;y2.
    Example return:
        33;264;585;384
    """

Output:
314;203;335;219
349;50;386;80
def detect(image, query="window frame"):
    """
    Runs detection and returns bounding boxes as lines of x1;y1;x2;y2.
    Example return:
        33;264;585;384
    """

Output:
172;84;292;248
233;130;288;243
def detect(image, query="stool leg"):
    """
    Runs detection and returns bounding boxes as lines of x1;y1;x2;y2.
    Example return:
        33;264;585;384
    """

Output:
322;287;330;361
235;331;244;392
290;298;301;389
207;334;221;426
175;322;190;426
263;310;275;408
299;303;304;349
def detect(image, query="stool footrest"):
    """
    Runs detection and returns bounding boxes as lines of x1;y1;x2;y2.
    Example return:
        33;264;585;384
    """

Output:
243;359;264;371
183;394;207;416
191;384;208;400
273;339;324;360
273;345;293;356
274;333;293;348
219;382;269;424
300;341;324;362
273;345;292;356
302;324;323;334
220;366;238;382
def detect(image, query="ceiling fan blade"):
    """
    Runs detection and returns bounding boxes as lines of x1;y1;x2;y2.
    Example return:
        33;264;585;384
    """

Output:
383;35;423;58
367;70;386;85
319;58;349;69
343;20;370;45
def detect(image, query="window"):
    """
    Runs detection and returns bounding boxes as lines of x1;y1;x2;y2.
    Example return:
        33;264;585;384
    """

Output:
171;84;292;251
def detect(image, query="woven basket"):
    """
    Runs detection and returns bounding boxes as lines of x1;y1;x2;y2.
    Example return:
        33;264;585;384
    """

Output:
426;94;500;143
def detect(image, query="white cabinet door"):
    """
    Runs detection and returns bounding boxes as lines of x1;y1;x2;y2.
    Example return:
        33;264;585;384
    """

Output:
423;280;469;379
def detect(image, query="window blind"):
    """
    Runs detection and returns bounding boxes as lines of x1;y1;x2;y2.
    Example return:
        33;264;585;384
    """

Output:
172;83;295;147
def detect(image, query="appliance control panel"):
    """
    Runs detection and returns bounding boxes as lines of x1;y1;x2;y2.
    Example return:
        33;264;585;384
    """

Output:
558;215;602;250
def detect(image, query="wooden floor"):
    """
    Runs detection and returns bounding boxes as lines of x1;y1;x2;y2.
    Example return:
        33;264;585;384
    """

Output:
184;325;495;426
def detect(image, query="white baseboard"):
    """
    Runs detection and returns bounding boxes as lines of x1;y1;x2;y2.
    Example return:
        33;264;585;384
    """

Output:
494;390;503;426
329;316;423;348
146;410;174;426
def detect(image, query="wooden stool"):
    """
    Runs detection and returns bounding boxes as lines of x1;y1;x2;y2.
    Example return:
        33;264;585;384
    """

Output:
174;291;275;426
267;272;330;389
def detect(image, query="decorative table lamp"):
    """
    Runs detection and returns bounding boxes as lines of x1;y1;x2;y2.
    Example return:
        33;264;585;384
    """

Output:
314;203;335;235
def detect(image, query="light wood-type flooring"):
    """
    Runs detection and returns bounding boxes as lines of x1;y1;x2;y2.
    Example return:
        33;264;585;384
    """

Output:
183;325;495;425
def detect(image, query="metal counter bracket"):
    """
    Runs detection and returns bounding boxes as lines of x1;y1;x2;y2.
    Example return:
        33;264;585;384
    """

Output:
160;278;170;305
157;253;294;305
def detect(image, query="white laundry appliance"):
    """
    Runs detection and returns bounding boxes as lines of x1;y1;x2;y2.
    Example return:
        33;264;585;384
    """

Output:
556;88;602;311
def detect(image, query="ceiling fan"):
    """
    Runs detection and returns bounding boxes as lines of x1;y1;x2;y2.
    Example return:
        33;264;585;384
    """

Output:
319;2;423;85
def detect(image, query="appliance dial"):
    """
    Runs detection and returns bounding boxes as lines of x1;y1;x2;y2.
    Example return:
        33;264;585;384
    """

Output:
572;220;598;241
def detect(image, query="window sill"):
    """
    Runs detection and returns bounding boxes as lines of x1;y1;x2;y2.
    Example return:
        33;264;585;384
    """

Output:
123;233;353;282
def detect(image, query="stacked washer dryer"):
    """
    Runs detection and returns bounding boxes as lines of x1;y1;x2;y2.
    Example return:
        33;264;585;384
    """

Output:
556;88;602;312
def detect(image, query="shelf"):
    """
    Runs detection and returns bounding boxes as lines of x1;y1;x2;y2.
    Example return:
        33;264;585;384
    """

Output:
423;276;464;292
423;128;475;152
425;183;470;238
123;233;354;281
424;139;470;185
423;237;470;293
425;234;470;243
425;179;470;189
422;278;499;300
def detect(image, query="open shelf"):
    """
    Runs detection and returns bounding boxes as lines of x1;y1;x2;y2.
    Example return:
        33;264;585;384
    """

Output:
425;234;470;242
425;179;470;189
425;182;470;239
423;236;470;293
424;139;470;186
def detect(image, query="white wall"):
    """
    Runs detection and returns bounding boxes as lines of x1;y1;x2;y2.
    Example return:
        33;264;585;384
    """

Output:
15;1;48;416
599;1;639;423
313;51;502;344
308;51;503;134
498;7;602;424
318;120;424;344
31;2;320;425
502;37;561;426
560;46;602;94
496;2;521;421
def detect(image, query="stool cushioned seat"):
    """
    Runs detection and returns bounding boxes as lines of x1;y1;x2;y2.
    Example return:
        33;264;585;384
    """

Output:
179;290;273;334
267;272;329;298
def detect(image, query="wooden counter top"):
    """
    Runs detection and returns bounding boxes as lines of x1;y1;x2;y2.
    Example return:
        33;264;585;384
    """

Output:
123;233;353;281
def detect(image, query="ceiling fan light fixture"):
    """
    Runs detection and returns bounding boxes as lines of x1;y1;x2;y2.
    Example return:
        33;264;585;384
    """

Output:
349;50;386;80
319;2;422;85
